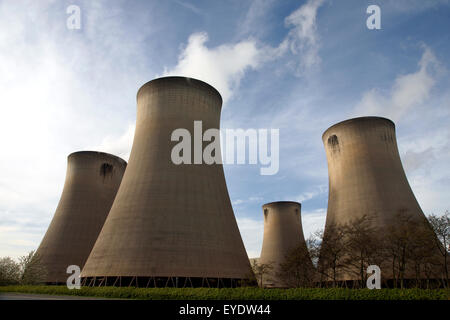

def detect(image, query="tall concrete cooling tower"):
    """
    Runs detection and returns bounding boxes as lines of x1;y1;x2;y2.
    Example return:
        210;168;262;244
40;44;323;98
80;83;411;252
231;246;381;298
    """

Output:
81;77;252;288
36;151;126;284
321;116;438;280
258;201;313;288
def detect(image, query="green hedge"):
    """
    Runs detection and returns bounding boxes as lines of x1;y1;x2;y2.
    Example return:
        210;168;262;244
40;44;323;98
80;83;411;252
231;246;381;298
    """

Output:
0;286;448;300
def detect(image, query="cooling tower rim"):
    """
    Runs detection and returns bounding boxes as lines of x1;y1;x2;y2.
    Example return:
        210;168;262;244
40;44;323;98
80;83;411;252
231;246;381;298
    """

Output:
263;201;301;208
68;151;127;166
136;76;223;105
322;116;395;140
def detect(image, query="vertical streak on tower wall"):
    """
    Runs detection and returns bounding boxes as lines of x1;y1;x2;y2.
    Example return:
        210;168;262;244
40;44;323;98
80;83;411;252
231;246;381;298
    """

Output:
36;151;127;283
81;77;251;283
258;201;312;287
321;117;433;280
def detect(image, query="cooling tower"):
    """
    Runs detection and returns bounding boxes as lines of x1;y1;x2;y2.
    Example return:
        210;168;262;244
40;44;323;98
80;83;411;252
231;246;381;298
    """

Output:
321;116;439;281
258;201;314;288
81;77;252;287
36;151;126;284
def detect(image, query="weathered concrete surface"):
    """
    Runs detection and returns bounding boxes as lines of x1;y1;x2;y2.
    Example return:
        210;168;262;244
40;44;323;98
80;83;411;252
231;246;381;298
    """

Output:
36;151;126;283
82;77;252;281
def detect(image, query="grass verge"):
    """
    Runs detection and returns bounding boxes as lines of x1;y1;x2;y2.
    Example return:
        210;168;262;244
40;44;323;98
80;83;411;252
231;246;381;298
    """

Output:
0;286;449;300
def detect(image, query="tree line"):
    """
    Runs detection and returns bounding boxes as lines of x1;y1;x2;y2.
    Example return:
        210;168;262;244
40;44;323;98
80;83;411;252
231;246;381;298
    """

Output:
252;211;449;289
0;251;46;286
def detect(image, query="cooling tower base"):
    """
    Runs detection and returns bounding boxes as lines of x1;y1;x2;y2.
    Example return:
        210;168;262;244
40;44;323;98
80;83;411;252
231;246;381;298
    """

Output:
81;276;249;288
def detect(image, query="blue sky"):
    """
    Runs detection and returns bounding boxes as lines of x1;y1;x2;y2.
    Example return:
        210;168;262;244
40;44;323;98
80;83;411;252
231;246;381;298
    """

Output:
0;0;449;259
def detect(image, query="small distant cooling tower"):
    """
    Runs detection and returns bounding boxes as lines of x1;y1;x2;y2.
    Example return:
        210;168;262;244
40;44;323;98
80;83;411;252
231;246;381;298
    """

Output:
36;151;126;284
321;116;439;280
81;77;252;287
258;201;313;287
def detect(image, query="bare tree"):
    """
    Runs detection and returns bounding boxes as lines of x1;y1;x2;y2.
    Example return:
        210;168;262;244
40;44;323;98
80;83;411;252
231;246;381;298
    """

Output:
305;232;321;269
277;245;316;288
407;221;442;288
0;257;21;286
382;211;419;288
381;209;444;288
241;266;258;287
428;211;450;287
341;215;381;288
250;259;274;288
317;224;347;287
18;251;47;285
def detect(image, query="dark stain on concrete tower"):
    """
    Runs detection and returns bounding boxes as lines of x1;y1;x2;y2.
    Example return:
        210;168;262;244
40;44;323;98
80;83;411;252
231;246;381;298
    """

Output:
36;151;127;284
321;116;439;280
81;77;252;287
258;201;313;287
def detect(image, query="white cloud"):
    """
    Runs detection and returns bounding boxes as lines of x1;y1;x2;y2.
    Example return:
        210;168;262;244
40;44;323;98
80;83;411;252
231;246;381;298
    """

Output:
0;218;48;260
232;196;263;206
354;46;440;121
410;174;450;216
399;131;450;215
174;0;204;15
163;32;262;104
238;0;277;38
294;185;327;203
402;147;435;173
284;0;325;71
89;124;135;162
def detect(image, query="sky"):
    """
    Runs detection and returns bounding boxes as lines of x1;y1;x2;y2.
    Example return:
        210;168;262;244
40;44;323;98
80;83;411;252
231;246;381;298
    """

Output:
0;0;449;259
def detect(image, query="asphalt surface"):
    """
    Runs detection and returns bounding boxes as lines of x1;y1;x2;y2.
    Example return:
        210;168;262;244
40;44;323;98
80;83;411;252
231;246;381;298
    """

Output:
0;292;110;300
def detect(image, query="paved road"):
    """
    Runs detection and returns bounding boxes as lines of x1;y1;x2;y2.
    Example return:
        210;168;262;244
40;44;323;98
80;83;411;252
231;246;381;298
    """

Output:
0;293;111;300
